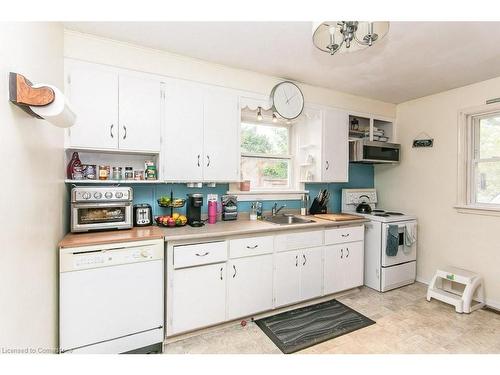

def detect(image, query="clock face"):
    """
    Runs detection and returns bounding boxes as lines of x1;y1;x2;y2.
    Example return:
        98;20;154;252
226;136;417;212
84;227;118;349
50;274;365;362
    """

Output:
271;81;304;120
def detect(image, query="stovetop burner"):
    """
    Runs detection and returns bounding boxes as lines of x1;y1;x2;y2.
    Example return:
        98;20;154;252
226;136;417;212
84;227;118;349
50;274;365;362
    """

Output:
385;212;404;216
374;213;390;217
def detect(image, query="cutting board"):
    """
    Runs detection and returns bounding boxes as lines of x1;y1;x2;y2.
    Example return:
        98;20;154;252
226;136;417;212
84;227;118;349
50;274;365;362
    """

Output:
314;213;364;222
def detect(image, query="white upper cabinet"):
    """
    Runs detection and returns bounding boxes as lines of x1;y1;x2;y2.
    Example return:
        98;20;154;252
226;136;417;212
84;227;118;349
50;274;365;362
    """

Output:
297;107;349;183
65;61;119;150
118;75;162;152
322;109;349;182
163;79;240;182
203;88;240;182
65;60;162;153
163;80;204;181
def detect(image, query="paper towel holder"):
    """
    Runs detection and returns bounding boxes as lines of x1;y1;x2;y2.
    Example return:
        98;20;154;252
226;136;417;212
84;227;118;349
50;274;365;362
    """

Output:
9;72;55;118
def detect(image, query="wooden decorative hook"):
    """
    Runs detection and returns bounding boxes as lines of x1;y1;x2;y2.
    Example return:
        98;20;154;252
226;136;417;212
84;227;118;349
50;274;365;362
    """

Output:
9;72;55;118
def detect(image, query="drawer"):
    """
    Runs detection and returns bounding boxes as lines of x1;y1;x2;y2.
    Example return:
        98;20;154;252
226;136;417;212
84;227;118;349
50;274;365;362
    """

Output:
229;235;274;259
275;230;323;252
173;241;227;269
325;225;364;245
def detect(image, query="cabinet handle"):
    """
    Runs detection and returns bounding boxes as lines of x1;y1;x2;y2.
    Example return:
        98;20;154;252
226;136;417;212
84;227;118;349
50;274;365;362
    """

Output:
346;248;350;258
206;155;210;167
341;248;343;259
295;255;298;267
122;125;127;140
110;124;114;138
220;267;224;280
326;160;330;170
195;252;209;257
303;254;307;266
232;265;237;278
197;155;201;167
246;244;258;249
341;233;350;238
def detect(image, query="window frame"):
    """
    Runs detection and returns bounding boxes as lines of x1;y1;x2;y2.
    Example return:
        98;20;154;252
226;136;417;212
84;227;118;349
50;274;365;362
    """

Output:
457;103;500;215
240;119;295;192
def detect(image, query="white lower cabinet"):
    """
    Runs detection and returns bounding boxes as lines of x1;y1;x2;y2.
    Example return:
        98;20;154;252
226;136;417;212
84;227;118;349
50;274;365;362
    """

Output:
274;247;323;308
324;241;364;294
227;255;274;320
274;250;302;307
170;263;226;335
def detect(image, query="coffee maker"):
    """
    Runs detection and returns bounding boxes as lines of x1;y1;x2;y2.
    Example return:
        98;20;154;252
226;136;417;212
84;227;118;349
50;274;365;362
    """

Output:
186;193;204;227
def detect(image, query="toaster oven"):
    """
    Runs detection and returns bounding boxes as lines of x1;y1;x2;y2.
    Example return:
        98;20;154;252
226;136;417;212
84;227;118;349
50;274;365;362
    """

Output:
70;187;133;232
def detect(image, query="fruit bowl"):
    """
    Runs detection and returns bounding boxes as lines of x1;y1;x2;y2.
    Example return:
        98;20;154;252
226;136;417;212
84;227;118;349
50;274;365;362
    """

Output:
157;197;186;208
155;214;188;227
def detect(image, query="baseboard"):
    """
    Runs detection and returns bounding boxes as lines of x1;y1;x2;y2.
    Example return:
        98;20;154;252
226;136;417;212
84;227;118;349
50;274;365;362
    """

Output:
416;275;500;311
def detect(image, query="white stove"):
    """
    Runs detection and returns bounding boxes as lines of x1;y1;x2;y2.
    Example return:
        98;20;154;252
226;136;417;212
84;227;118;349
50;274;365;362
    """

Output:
342;189;417;292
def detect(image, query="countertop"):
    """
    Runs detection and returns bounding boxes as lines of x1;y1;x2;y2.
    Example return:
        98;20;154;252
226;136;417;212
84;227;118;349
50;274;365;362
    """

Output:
59;215;368;248
160;215;368;242
59;226;165;248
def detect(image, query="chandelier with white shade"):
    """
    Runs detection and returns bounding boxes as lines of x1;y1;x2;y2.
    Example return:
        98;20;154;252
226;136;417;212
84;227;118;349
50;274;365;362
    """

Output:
312;21;390;55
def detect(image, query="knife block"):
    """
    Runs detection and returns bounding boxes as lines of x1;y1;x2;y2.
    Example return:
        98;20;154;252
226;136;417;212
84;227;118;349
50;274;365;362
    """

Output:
309;197;327;215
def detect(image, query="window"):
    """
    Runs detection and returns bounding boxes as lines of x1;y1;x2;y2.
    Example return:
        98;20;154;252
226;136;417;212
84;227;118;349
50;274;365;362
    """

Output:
471;114;500;205
240;121;292;190
458;105;500;213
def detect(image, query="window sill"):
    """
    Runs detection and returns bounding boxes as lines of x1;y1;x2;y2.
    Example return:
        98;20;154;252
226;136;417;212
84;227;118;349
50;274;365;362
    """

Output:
227;190;308;202
454;204;500;217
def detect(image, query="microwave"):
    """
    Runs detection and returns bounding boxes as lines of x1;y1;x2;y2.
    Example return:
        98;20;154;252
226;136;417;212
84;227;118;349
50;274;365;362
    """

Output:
70;187;133;232
349;140;400;164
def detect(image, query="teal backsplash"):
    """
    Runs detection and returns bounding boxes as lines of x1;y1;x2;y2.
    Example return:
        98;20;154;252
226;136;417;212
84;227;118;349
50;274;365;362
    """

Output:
126;163;373;217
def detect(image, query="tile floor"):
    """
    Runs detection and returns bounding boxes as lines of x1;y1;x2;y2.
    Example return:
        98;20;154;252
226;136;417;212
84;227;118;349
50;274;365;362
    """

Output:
164;282;500;354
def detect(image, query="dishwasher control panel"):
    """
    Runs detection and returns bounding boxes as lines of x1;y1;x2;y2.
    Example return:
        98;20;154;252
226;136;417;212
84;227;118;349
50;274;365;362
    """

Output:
60;241;164;272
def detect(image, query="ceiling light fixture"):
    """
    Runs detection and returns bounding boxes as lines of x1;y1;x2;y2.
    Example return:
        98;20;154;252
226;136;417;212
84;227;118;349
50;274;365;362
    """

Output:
312;21;389;56
257;106;263;121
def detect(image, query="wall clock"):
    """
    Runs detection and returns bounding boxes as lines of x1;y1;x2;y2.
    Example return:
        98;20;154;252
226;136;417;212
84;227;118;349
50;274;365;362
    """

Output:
270;81;304;120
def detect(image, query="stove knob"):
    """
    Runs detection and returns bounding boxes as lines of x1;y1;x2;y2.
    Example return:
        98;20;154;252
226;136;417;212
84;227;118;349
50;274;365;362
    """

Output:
105;192;113;199
94;192;102;199
115;191;124;199
82;192;91;200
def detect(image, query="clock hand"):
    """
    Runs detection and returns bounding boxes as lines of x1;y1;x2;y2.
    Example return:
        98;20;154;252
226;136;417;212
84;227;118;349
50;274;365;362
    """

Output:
286;93;297;104
281;87;289;102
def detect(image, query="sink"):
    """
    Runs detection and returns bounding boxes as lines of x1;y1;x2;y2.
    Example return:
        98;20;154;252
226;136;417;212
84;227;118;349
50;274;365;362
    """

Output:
264;214;315;225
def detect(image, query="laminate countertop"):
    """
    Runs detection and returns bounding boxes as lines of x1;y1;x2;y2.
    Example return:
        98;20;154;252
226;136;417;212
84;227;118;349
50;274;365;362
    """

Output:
160;215;368;242
59;226;165;248
59;215;368;248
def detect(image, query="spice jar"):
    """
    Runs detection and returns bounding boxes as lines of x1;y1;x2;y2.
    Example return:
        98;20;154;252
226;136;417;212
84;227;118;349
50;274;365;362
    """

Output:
98;165;110;180
124;167;134;180
134;170;144;180
112;167;123;180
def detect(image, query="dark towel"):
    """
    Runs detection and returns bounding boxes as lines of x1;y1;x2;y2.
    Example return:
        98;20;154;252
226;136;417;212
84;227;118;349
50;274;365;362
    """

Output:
386;225;399;256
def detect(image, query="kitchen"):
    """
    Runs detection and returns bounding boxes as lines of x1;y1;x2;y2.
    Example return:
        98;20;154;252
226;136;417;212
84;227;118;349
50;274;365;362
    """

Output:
2;3;500;374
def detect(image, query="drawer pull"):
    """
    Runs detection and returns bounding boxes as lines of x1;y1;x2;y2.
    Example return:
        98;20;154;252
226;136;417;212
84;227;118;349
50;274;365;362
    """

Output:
246;244;259;249
195;252;210;257
341;233;350;238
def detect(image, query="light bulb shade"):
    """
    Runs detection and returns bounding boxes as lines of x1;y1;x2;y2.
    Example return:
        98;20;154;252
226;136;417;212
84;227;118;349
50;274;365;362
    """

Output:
312;21;389;55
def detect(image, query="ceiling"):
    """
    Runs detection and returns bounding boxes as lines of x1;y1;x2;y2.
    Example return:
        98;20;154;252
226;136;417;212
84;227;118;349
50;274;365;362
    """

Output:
64;22;500;104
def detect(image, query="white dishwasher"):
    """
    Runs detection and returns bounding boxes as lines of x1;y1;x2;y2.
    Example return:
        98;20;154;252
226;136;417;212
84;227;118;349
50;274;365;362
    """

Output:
59;239;164;354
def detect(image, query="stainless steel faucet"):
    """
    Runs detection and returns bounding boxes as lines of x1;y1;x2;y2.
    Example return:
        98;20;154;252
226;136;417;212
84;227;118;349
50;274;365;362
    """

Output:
271;202;286;216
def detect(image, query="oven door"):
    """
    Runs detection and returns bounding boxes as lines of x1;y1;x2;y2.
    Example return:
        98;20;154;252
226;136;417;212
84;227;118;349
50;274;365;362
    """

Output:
71;202;132;232
381;221;417;267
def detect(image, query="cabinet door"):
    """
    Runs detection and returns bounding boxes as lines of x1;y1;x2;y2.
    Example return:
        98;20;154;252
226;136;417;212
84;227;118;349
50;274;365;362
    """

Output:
324;242;364;294
66;61;118;149
163;80;204;181
170;263;226;334
118;75;161;152
202;88;240;182
322;109;349;182
227;255;273;320
274;250;301;307
300;247;323;300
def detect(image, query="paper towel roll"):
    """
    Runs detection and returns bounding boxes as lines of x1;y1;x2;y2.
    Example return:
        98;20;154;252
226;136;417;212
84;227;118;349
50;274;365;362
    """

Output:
29;84;76;128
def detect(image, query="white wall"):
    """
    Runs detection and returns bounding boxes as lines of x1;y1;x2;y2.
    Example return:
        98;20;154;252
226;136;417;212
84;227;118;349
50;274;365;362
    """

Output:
375;76;500;308
64;30;396;118
0;23;65;351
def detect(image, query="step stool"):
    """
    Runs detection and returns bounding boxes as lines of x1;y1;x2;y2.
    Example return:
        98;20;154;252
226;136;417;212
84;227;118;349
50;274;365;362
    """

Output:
426;266;485;313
